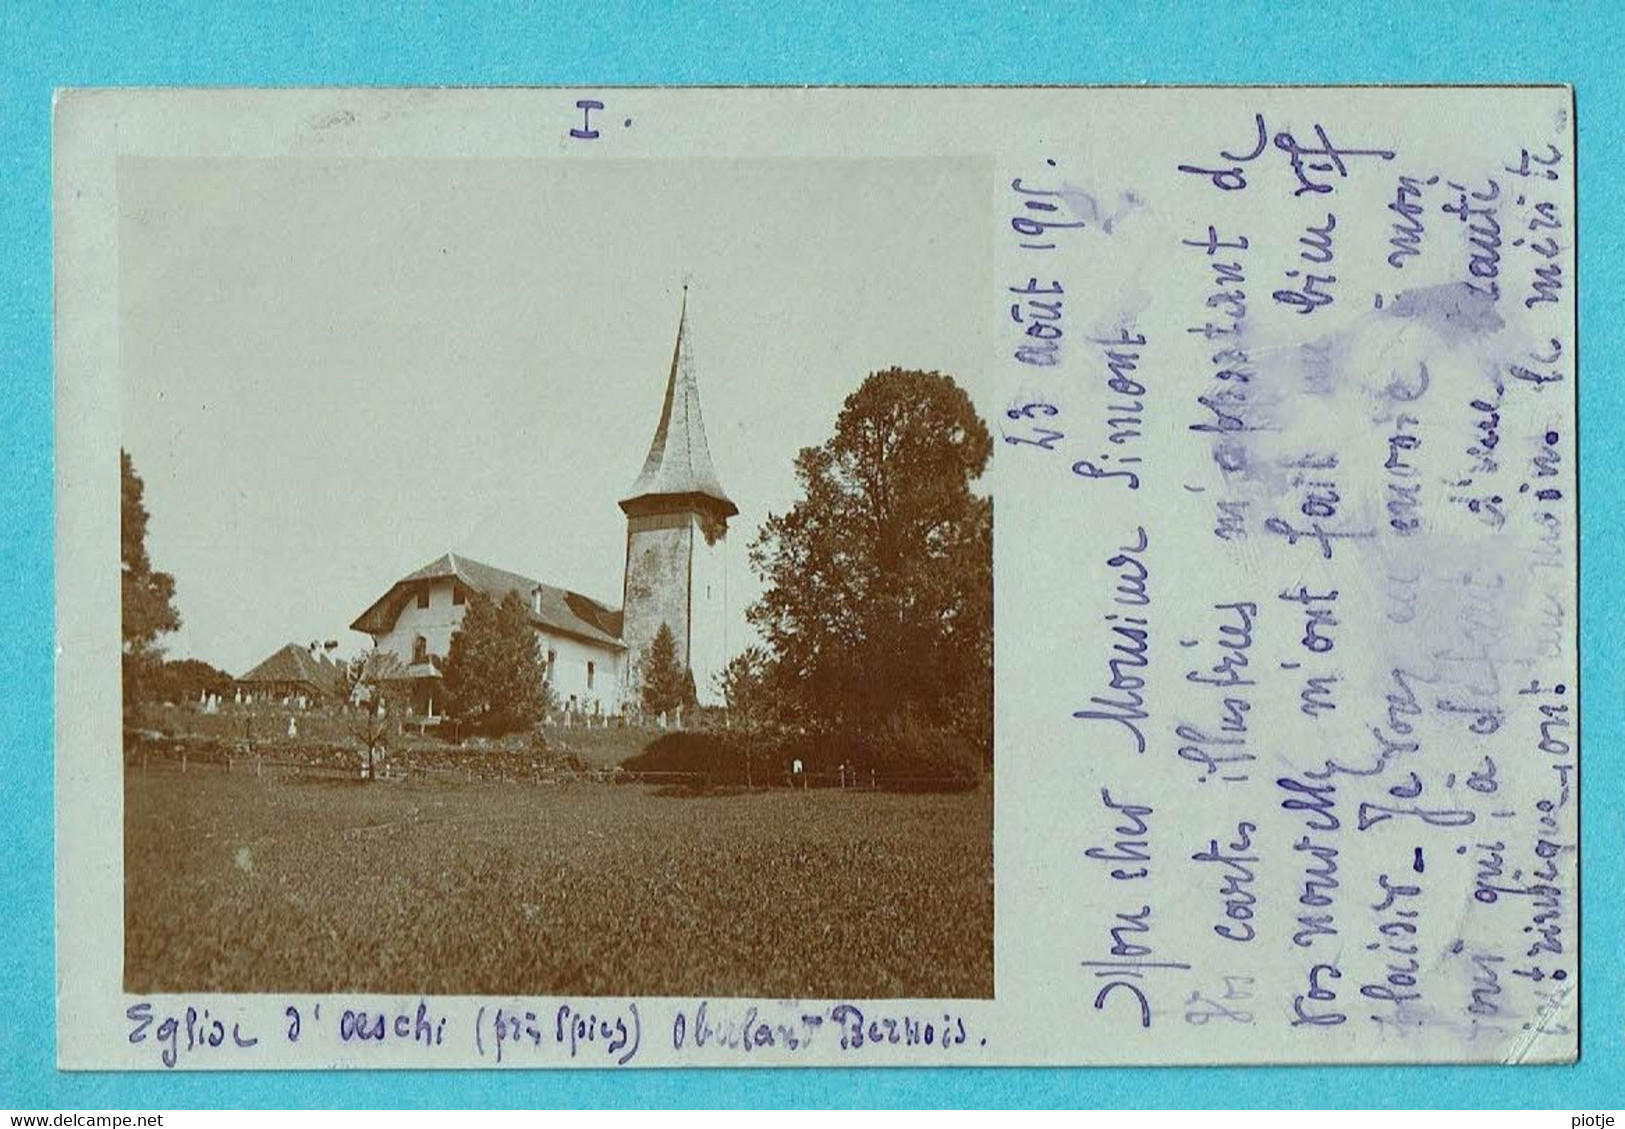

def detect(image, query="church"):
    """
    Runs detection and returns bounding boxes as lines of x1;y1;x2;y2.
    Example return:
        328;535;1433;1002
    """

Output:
347;295;737;719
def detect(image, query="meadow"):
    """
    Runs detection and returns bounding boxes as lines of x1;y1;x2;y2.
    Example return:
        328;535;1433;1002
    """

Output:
124;768;993;999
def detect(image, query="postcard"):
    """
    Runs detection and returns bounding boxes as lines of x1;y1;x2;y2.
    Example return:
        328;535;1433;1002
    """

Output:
53;86;1575;1068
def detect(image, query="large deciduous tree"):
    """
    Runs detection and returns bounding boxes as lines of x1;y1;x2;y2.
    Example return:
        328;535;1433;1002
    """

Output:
150;658;234;704
747;367;992;756
441;590;550;735
121;450;181;723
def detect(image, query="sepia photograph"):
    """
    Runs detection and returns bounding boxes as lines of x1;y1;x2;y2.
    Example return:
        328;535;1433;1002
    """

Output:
116;153;994;1000
14;0;1603;1107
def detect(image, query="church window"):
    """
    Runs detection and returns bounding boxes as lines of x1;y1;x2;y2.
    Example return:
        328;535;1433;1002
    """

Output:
586;661;595;689
546;648;557;682
412;635;428;664
453;585;466;606
417;586;430;609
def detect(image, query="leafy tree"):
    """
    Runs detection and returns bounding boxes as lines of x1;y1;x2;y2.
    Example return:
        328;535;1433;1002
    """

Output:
715;646;775;785
747;368;992;761
121;450;181;723
715;645;773;731
151;658;234;704
639;621;690;717
336;648;397;780
441;590;550;735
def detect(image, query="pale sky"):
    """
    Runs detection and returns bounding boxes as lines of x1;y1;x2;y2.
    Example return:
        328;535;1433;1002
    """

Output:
118;156;990;674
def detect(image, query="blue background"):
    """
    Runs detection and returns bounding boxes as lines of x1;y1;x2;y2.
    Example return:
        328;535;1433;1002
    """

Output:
2;0;1619;1109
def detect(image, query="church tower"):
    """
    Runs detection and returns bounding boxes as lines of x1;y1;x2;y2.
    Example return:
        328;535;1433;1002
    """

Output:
620;291;737;708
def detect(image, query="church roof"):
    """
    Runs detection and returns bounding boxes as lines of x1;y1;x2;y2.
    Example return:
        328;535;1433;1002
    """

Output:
620;293;738;518
348;552;625;649
238;643;346;695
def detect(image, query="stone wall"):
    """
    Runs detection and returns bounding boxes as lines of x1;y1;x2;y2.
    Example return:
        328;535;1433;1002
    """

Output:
622;509;695;699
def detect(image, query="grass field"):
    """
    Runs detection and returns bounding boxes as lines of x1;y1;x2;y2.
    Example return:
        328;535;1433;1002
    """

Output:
125;769;993;998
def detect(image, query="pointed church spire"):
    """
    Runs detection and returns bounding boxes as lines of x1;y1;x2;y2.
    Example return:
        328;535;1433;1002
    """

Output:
620;288;738;520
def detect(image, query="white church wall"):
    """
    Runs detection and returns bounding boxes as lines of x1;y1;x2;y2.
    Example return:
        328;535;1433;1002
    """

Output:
621;510;733;709
368;577;626;716
687;522;731;708
372;578;462;663
538;630;624;716
622;511;695;689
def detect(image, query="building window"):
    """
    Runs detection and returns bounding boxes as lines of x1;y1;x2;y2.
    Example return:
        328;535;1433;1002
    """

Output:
586;661;595;690
453;585;466;606
417;586;430;609
412;635;428;664
546;648;557;683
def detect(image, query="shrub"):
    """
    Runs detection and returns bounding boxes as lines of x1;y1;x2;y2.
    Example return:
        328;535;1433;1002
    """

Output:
861;712;982;790
622;730;753;781
622;716;981;791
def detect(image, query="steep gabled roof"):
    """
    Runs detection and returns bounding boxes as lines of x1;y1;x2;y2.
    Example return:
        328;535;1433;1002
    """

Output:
348;552;625;649
619;292;738;519
238;643;346;695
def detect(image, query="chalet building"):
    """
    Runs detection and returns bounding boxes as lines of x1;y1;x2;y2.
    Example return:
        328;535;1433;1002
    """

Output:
236;642;346;705
348;554;623;718
349;293;737;717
